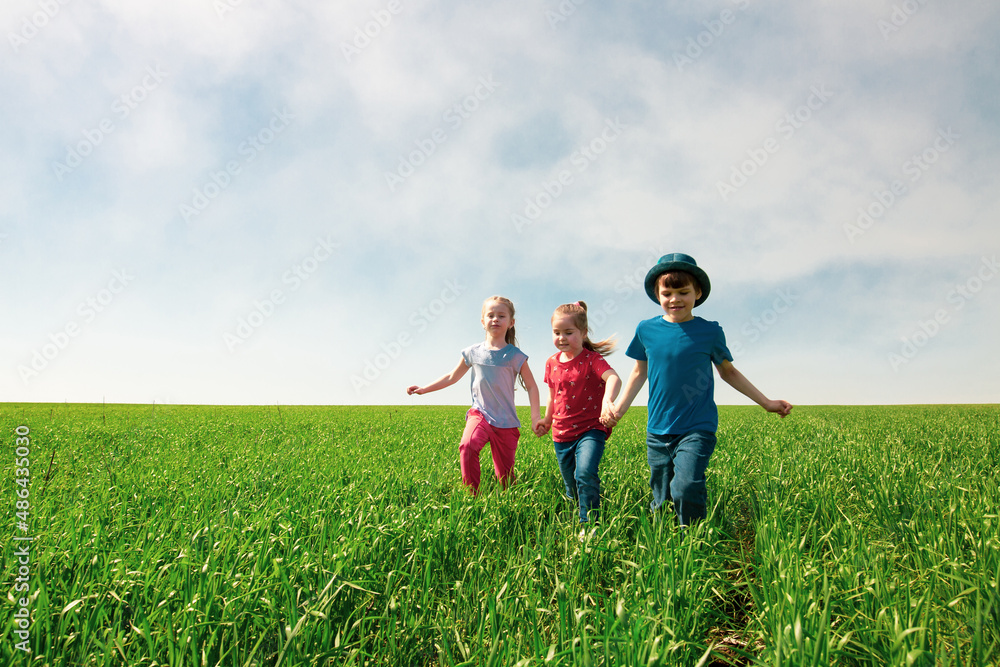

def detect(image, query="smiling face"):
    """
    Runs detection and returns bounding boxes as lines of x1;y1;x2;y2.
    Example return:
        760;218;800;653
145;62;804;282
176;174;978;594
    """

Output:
551;313;584;359
657;272;702;323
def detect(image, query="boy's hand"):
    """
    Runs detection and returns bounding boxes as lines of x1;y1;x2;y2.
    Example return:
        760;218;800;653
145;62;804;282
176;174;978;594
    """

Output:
765;400;792;418
406;385;424;395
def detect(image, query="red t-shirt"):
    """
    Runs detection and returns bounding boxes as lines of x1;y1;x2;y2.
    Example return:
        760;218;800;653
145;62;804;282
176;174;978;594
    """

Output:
543;348;614;442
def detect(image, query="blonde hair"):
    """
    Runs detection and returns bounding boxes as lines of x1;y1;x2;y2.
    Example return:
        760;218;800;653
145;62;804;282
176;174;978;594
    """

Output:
482;296;527;389
482;296;519;346
552;301;616;357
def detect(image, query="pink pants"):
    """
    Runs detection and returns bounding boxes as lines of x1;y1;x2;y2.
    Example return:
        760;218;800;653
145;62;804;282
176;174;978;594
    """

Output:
459;409;520;495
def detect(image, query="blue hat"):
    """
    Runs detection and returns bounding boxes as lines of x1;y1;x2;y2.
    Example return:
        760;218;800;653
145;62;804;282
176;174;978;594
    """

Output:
643;253;711;306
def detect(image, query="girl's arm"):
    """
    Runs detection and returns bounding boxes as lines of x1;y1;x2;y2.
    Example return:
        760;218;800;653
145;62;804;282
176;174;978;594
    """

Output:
535;384;555;437
407;358;469;395
599;369;622;427
518;361;543;433
715;360;792;417
609;360;647;423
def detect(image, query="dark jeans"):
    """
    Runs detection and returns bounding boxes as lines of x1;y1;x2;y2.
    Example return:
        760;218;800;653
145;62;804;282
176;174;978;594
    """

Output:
646;430;716;526
553;429;606;523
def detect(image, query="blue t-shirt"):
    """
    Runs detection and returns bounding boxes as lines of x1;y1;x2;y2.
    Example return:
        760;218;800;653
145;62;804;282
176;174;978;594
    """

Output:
461;342;528;429
625;316;733;435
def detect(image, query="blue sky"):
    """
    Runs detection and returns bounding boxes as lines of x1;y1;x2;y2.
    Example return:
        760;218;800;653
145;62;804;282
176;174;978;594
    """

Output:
2;0;998;406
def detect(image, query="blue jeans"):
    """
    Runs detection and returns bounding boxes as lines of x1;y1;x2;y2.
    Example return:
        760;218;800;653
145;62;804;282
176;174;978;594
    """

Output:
553;430;606;523
646;430;716;526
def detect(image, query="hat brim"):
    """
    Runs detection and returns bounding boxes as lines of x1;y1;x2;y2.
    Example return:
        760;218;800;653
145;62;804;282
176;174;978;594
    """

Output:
644;261;711;306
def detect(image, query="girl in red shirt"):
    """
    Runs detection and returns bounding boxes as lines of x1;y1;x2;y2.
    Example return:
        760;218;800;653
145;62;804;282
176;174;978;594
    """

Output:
536;301;621;527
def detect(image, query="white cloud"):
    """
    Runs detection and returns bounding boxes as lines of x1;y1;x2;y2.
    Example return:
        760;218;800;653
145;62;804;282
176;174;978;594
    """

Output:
2;1;998;405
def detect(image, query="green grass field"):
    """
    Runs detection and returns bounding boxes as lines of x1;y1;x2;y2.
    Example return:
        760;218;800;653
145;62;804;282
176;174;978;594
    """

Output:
2;403;998;666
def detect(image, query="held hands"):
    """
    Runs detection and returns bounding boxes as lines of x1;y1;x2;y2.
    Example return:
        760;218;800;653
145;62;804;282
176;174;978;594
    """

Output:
600;399;621;428
532;416;551;437
765;400;793;418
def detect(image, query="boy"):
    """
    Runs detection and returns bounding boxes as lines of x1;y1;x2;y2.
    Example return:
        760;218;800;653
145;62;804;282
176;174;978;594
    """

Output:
604;253;791;526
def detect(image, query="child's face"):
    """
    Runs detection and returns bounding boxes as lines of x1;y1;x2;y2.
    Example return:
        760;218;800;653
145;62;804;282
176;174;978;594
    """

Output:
551;314;584;358
657;279;701;323
482;301;513;338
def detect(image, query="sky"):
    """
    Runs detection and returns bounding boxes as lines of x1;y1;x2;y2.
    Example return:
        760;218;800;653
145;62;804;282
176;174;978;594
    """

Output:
1;0;998;407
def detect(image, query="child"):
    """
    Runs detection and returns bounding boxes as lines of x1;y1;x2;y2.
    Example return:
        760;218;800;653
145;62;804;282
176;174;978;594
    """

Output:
535;301;621;525
607;253;792;526
408;296;542;495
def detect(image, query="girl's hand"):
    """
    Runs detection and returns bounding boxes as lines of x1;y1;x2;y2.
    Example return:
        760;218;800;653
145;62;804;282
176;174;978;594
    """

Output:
765;400;792;418
532;417;550;437
600;400;620;427
407;385;424;395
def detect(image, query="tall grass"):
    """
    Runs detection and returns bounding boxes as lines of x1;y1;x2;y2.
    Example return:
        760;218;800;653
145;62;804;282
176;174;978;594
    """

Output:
1;404;997;665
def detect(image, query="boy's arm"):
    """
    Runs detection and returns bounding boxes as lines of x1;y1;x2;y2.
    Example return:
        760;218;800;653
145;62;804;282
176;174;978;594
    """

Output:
407;358;469;395
609;360;647;422
519;361;543;429
715;360;792;417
